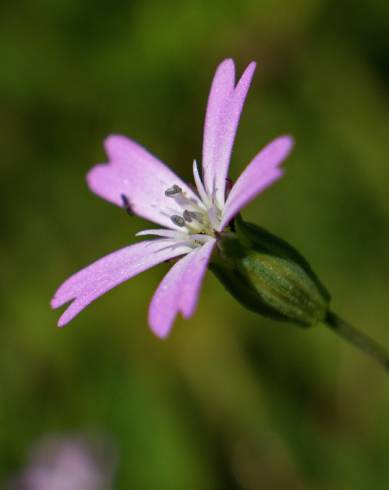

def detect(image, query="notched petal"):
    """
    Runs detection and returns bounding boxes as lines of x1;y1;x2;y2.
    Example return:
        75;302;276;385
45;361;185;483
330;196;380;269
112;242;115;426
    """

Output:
87;135;198;229
51;240;192;327
148;239;216;338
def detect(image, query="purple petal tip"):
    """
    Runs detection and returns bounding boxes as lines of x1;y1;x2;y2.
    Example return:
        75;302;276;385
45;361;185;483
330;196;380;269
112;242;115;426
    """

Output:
220;58;234;67
103;134;123;154
247;61;257;73
50;295;63;309
279;134;295;154
215;58;235;78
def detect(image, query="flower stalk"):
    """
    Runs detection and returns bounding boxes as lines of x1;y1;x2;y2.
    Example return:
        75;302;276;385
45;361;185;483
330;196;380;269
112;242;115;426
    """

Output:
324;312;389;372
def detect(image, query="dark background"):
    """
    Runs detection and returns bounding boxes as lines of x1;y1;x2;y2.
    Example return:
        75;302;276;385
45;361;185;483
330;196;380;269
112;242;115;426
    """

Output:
1;0;389;488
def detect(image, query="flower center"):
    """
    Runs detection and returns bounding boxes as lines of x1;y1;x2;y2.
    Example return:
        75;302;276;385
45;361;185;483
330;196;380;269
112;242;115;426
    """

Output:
165;184;220;237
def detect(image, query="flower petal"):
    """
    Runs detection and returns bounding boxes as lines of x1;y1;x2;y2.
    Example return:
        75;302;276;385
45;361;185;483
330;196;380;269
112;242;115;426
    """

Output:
87;135;199;229
202;59;256;208
220;135;294;229
51;239;193;327
148;239;216;338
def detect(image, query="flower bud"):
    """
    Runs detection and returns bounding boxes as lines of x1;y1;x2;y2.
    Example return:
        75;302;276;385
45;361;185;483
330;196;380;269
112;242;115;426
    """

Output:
212;216;330;327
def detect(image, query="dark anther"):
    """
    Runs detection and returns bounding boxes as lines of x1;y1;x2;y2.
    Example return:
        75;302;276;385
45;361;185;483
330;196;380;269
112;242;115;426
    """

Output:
165;185;182;197
183;210;193;222
170;215;186;227
183;210;203;223
121;194;133;216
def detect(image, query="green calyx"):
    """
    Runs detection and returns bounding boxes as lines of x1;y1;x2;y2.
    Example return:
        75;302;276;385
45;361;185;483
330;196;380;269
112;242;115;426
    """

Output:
211;215;389;373
211;215;330;327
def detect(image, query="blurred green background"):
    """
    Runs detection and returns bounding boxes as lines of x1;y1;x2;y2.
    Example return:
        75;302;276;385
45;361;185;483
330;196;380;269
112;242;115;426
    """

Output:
1;0;389;488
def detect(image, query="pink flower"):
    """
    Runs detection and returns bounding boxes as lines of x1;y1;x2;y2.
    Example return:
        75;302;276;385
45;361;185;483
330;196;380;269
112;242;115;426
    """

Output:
7;435;115;490
51;59;293;338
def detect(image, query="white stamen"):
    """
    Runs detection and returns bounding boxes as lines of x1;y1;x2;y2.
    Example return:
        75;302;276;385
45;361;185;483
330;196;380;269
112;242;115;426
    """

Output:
208;205;220;230
153;240;195;254
174;193;205;212
183;210;203;224
189;234;214;244
136;229;188;240
193;160;210;206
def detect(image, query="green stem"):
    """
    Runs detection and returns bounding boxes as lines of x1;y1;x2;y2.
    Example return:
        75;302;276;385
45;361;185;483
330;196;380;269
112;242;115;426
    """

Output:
324;311;389;373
